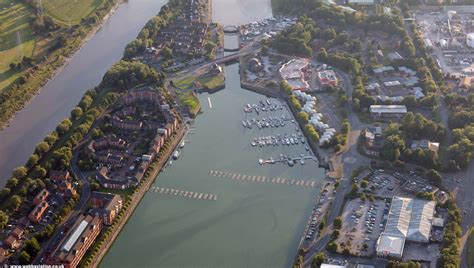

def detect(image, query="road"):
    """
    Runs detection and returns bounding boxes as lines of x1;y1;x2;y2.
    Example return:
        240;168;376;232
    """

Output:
33;147;91;264
303;68;372;266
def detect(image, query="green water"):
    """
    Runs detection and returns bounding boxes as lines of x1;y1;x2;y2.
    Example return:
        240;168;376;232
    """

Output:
100;1;327;267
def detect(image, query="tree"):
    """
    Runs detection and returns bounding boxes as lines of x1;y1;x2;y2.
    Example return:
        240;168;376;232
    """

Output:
71;106;83;120
326;241;338;253
361;180;369;188
311;252;326;268
26;154;40;169
161;46;173;59
19;250;31;265
6;177;18;189
12;166;28;180
0;210;8;229
348;183;359;199
425;169;442;186
333;217;342;230
298;111;309;122
280;80;293;95
24;238;41;256
8;195;22;212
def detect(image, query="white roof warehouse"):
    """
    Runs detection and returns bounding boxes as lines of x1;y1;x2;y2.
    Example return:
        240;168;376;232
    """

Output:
376;197;436;259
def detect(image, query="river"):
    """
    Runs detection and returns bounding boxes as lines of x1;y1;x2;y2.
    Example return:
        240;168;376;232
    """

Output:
100;1;326;267
0;0;169;185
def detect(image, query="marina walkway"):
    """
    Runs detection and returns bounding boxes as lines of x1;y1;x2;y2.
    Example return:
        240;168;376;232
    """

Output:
149;187;218;201
209;170;317;189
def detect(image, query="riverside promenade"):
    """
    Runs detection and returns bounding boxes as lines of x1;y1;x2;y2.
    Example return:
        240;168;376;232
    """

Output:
90;124;186;267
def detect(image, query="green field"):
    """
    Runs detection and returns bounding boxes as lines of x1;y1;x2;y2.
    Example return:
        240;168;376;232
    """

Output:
0;0;36;91
0;0;107;94
43;0;105;25
178;91;200;115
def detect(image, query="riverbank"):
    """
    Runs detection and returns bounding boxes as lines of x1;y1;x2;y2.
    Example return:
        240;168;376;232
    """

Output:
88;123;187;267
0;0;124;130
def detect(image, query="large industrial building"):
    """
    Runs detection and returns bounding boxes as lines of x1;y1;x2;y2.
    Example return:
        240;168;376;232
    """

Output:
376;197;436;259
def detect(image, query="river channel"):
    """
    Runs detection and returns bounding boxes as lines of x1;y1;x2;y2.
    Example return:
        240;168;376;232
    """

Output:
101;1;327;267
0;0;168;184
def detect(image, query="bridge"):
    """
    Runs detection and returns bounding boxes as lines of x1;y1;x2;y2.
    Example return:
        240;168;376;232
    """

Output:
223;25;239;34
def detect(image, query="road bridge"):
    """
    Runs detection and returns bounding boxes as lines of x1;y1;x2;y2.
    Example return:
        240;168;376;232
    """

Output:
223;25;239;34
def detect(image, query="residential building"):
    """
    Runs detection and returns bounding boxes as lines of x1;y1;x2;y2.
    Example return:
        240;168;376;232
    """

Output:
348;0;375;5
10;227;24;239
33;189;50;205
49;170;70;181
317;70;338;87
411;139;440;153
58;181;77;197
96;167;130;190
373;66;395;76
0;247;8;265
47;215;103;268
29;200;49;224
3;236;21;250
112;117;143;131
90;192;123;225
369;105;407;119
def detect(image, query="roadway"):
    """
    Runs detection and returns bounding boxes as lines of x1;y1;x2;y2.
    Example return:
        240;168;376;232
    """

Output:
303;68;372;266
33;146;91;264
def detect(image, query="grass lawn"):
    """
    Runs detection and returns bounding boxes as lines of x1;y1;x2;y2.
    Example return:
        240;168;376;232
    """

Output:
467;227;474;268
43;0;105;25
0;0;107;93
0;0;36;92
178;91;200;114
197;73;224;90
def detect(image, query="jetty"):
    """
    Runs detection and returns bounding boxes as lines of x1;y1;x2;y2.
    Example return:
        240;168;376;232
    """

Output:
149;187;218;201
209;170;317;189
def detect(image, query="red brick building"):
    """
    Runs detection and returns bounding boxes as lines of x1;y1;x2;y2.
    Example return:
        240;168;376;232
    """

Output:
47;215;103;268
28;200;49;224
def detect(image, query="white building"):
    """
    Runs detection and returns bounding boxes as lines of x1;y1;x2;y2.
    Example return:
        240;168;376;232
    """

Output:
376;234;405;259
348;0;375;5
376;197;436;259
369;105;407;119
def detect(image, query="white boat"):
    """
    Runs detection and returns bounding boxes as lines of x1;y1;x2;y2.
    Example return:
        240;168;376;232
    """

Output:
300;159;305;165
259;159;264;165
242;121;247;127
172;151;180;160
180;140;185;148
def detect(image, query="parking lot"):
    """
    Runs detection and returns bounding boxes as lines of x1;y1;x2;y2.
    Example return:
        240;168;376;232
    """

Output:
337;198;388;256
362;170;401;198
303;181;337;243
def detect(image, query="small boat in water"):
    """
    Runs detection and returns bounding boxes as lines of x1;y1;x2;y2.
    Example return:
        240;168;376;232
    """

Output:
172;151;180;160
259;159;264;165
180;140;185;148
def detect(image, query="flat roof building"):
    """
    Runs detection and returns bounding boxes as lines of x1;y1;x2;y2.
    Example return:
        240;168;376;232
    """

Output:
369;105;407;119
376;197;436;259
279;59;310;91
376;234;405;259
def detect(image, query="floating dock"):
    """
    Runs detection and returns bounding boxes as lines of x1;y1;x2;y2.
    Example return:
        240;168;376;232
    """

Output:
149;187;217;201
208;97;213;109
209;170;317;189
